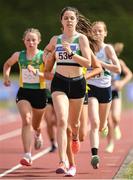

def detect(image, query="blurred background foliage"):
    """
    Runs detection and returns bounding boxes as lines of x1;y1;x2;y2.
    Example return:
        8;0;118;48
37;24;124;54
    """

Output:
0;0;133;72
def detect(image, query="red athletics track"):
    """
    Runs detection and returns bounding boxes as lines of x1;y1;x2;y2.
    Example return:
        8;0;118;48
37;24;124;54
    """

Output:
0;109;133;179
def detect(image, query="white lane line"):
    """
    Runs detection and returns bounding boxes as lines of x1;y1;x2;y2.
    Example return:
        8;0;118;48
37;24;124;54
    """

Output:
0;164;22;178
0;122;46;142
0;115;20;125
0;129;21;141
0;146;51;178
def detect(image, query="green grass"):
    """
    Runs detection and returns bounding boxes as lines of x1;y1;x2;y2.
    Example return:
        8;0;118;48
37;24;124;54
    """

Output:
122;161;133;179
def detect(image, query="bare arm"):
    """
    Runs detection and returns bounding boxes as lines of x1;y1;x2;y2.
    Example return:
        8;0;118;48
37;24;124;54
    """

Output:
28;65;44;77
28;51;55;81
62;34;91;68
3;52;19;86
85;51;103;79
43;36;57;60
101;45;121;74
43;36;57;80
43;50;56;80
113;60;133;90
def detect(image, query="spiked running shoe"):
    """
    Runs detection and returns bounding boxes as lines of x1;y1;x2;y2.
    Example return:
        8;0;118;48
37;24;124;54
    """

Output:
72;139;80;154
91;155;100;169
105;142;114;153
20;156;32;166
34;132;43;150
114;126;122;140
56;161;68;174
65;166;76;177
100;126;109;138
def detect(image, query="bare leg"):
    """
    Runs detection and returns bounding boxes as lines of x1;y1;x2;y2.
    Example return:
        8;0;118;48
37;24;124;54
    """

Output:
52;92;69;163
66;128;75;166
79;104;89;142
44;104;57;152
17;100;33;153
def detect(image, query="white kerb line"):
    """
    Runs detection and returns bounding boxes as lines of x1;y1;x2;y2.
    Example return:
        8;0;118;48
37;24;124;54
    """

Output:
0;146;51;178
0;129;21;141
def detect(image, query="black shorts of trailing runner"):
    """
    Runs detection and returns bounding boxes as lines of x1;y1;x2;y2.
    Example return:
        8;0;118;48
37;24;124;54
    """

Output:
87;84;112;103
83;92;88;105
45;88;53;105
16;87;47;109
112;90;120;100
51;72;86;99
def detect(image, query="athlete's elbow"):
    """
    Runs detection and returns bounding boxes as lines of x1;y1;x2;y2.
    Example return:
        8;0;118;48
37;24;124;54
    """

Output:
86;60;91;68
99;66;103;74
116;66;121;74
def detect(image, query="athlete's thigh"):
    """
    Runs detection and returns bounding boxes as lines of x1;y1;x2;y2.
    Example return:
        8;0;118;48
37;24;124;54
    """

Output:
17;100;32;122
32;108;45;125
52;91;69;122
45;104;56;126
99;102;112;123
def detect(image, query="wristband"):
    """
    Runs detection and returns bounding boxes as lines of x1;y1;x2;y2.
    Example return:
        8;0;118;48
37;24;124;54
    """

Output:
69;51;75;58
36;69;40;76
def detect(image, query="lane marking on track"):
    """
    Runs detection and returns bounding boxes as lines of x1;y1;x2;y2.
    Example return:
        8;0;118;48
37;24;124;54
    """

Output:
0;129;21;141
0;146;51;178
0;122;46;142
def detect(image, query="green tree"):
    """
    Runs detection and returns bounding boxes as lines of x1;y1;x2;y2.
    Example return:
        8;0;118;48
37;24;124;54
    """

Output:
0;0;133;72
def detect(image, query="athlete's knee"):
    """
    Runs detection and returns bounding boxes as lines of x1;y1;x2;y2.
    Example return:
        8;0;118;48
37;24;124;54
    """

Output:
91;121;99;130
67;128;72;138
22;113;32;126
71;120;80;131
57;117;67;129
112;114;120;124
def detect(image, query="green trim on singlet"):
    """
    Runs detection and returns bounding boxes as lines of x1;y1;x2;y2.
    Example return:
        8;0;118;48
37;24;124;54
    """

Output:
19;50;43;68
104;70;111;76
18;50;46;89
57;36;62;44
56;34;82;56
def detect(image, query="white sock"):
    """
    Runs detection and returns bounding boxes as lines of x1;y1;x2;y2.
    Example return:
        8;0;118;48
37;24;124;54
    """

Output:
25;152;31;158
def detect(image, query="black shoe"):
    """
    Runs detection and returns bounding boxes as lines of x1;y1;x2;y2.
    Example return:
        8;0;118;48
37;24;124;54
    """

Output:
49;144;57;153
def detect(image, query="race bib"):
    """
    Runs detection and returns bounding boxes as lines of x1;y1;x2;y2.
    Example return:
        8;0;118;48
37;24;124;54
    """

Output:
22;69;39;83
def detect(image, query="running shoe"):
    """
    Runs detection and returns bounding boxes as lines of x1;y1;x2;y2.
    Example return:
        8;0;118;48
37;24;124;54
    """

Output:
72;139;80;154
91;155;100;169
34;132;43;150
20;156;32;166
105;142;114;153
65;166;76;177
114;126;122;140
49;144;57;153
56;161;68;174
100;126;108;138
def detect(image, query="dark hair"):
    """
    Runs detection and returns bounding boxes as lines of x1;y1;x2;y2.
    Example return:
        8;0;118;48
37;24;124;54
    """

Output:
76;13;99;52
60;7;98;52
60;6;79;20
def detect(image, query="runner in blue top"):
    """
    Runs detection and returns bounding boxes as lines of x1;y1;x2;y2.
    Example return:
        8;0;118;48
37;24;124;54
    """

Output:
105;42;133;153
